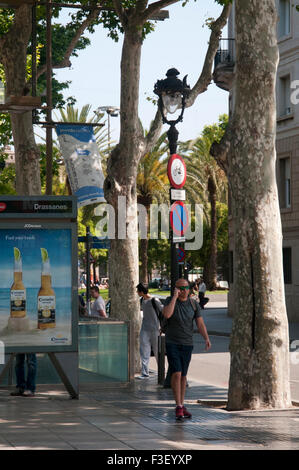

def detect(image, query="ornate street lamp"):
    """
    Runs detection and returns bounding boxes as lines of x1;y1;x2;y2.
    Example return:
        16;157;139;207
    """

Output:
154;68;190;154
154;69;190;293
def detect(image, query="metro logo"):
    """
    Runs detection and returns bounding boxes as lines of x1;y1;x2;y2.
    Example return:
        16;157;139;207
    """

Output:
0;202;6;212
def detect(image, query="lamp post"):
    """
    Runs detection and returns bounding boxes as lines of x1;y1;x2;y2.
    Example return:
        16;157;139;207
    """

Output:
154;68;190;295
95;106;120;151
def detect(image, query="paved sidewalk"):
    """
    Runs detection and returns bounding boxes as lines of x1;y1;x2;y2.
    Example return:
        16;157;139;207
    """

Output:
0;294;298;451
0;374;299;450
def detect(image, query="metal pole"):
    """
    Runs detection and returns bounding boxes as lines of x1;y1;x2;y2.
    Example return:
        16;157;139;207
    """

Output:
168;123;179;296
46;0;53;195
107;112;111;152
157;335;166;385
31;4;37;98
86;226;91;311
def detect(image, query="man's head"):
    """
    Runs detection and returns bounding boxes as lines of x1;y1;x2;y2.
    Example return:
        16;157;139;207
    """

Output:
90;285;100;299
175;278;190;301
136;282;148;297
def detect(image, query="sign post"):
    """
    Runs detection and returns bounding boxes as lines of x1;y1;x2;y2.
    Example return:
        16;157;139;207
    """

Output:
167;154;188;293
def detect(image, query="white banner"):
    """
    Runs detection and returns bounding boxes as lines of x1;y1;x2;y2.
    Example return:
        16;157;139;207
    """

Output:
56;124;106;207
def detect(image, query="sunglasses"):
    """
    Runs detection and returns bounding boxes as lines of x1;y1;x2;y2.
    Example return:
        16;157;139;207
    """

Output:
177;286;190;291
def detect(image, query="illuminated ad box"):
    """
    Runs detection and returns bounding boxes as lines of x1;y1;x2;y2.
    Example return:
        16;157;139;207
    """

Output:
0;196;78;353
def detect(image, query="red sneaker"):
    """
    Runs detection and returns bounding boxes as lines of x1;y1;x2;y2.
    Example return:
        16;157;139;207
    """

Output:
182;406;192;418
175;406;184;421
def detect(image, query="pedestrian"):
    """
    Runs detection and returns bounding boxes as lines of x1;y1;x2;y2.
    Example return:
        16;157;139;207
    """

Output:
90;285;107;317
162;278;211;420
78;294;87;317
10;353;37;397
198;277;209;309
136;282;163;380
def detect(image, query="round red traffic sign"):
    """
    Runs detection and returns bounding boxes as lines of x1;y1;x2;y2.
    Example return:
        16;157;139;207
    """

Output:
170;201;189;237
167;154;186;189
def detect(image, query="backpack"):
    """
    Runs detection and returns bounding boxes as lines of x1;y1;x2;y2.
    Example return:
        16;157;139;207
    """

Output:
151;297;167;334
152;297;198;334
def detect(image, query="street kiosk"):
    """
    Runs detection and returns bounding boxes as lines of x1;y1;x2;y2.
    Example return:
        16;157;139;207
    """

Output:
0;196;79;398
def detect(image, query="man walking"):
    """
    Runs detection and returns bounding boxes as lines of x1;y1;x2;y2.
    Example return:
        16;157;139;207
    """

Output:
136;282;163;379
163;278;211;420
90;285;107;317
197;277;208;309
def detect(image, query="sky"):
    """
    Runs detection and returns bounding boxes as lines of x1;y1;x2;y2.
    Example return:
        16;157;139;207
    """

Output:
53;0;229;145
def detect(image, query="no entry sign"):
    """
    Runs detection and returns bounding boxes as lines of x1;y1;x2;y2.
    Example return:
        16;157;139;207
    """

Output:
167;154;187;189
170;201;189;237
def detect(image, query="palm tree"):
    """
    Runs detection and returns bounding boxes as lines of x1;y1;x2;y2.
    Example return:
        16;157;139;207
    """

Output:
180;117;228;290
137;132;169;283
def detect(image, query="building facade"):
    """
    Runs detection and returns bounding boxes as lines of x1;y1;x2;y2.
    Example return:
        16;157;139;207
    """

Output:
214;0;299;321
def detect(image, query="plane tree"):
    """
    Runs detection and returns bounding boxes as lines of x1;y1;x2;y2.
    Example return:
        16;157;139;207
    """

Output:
211;0;291;410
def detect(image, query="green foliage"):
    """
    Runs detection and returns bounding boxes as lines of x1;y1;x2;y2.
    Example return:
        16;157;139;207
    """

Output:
147;238;170;278
186;202;228;270
38;144;62;189
0;164;16;195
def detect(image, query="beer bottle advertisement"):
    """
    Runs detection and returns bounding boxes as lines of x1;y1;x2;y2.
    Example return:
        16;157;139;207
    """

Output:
0;229;72;348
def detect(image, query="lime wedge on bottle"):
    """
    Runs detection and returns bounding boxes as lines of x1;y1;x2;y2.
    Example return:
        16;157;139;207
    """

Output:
13;247;21;261
41;248;49;262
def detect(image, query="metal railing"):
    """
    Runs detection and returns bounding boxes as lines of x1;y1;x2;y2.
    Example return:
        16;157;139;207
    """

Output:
214;38;235;68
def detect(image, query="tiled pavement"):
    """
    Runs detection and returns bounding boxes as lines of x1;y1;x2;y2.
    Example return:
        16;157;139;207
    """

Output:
0;375;299;450
1;297;299;451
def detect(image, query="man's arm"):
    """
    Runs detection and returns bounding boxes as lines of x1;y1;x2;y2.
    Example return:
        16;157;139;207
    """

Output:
195;317;211;351
162;289;179;319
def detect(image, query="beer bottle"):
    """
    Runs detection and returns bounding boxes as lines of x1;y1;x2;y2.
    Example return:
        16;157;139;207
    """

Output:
38;248;56;329
10;247;26;318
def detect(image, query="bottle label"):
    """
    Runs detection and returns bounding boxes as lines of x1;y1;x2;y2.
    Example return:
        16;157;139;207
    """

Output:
38;296;56;324
10;290;26;311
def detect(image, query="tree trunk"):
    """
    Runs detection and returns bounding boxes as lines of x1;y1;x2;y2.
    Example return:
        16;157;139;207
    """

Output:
227;0;291;410
104;29;143;373
139;238;148;284
205;175;218;290
0;5;41;195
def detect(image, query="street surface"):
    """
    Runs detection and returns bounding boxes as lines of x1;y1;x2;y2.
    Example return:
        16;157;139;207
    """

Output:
150;332;299;402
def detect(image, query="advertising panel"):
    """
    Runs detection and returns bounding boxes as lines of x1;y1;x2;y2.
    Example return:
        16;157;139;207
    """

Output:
0;227;73;349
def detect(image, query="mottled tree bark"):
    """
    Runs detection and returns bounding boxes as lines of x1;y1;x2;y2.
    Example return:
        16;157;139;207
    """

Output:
0;5;41;195
220;0;291;410
205;175;218;290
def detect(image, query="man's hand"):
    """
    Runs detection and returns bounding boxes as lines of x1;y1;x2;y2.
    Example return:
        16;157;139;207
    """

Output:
173;287;180;300
205;338;211;351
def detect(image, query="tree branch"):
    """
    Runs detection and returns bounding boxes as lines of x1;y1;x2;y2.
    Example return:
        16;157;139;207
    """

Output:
186;3;232;107
112;0;127;27
142;0;179;22
36;6;102;80
144;108;163;155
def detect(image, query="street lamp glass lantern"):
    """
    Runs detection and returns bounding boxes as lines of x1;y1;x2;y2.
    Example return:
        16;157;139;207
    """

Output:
154;68;190;124
162;91;182;114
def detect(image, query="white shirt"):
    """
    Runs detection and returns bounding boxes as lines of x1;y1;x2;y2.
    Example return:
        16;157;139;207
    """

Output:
198;282;206;294
91;296;106;316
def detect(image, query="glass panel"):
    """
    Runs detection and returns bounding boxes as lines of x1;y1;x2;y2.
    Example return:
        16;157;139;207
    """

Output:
0;322;129;386
79;321;129;383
